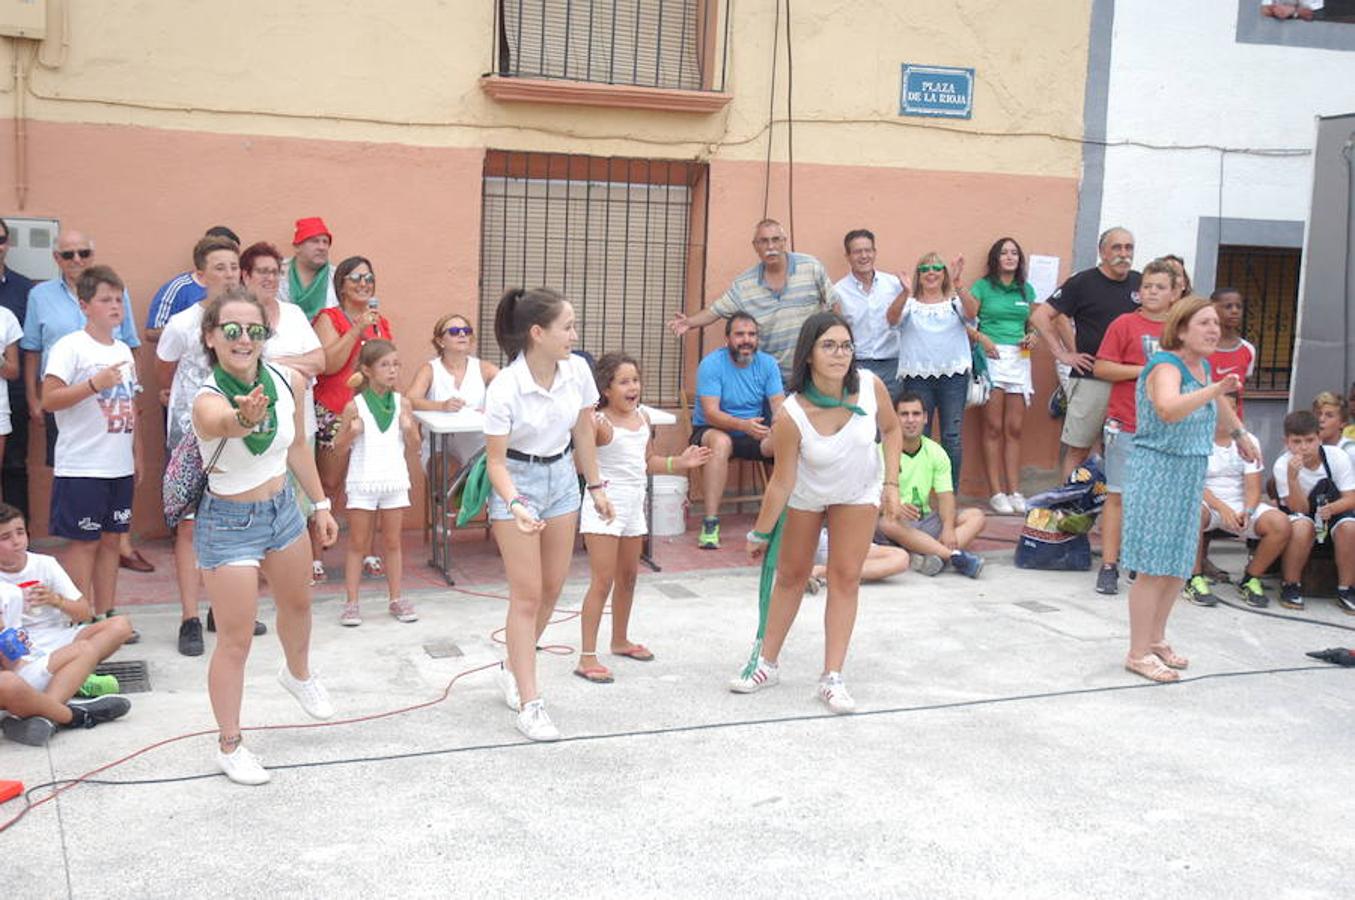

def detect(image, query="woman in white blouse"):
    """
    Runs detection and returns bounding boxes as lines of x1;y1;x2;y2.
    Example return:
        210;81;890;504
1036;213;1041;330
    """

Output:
887;251;976;488
408;312;499;465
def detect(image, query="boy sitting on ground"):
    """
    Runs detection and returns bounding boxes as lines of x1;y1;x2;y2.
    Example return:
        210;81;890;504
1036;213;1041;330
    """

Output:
805;525;912;594
875;391;986;578
1272;410;1355;613
1185;394;1292;608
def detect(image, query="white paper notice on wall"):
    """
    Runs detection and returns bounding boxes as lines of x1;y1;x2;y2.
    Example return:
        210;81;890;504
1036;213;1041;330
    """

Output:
1027;255;1061;303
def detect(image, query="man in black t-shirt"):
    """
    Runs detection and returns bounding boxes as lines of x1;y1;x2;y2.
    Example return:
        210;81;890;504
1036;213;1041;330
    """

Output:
1030;226;1141;477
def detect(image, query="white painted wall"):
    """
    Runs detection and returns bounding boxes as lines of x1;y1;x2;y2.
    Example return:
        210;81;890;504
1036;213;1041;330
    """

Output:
1097;0;1355;275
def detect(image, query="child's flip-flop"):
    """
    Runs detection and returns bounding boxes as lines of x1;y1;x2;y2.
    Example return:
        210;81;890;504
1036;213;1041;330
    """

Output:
613;644;655;662
573;666;614;684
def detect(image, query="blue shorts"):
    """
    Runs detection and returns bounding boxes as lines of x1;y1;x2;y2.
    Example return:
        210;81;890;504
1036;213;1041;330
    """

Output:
194;482;306;569
488;453;582;522
1103;424;1135;494
50;475;133;541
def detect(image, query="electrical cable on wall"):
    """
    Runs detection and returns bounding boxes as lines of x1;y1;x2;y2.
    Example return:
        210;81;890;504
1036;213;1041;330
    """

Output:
761;0;781;219
784;0;795;248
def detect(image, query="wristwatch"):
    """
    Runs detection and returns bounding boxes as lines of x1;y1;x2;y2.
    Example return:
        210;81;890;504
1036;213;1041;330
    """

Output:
312;498;333;512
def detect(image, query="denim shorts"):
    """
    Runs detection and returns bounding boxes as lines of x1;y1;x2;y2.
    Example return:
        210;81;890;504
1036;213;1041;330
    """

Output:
194;482;306;569
488;453;582;522
1103;424;1135;494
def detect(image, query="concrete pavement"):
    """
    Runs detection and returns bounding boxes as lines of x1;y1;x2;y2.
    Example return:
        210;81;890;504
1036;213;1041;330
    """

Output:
3;541;1353;898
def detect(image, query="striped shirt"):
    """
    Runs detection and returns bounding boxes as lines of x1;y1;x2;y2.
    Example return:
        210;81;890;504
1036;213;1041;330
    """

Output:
145;271;205;331
710;252;838;376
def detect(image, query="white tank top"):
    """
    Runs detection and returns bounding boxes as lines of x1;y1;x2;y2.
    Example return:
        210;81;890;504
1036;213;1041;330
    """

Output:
196;363;297;496
347;391;412;495
426;356;487;409
595;408;651;491
782;369;883;507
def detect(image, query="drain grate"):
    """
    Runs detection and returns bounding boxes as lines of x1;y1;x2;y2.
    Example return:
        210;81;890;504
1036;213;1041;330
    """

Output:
423;642;464;659
1013;600;1060;614
655;582;697;599
94;660;151;693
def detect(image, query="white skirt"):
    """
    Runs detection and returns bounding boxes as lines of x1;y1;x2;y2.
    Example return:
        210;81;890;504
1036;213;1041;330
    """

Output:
987;344;1033;403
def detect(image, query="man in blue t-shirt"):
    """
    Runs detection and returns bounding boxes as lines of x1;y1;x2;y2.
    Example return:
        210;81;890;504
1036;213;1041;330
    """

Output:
689;312;784;549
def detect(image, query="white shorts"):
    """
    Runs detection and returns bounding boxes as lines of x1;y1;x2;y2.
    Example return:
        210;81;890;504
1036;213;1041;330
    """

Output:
1203;502;1276;540
346;488;411;511
580;485;647;538
789;478;882;514
987;345;1033;402
17;659;53;693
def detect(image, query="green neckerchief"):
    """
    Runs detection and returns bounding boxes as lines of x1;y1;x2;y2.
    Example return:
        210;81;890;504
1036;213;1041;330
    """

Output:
287;260;331;320
741;511;787;679
803;380;867;416
212;363;278;455
362;388;395;432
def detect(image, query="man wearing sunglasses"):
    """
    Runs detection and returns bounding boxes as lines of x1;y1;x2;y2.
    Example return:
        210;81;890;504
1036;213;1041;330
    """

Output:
0;220;35;518
20;230;141;472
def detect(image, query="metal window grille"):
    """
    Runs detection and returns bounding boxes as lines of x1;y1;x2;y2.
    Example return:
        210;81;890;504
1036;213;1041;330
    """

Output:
1214;244;1302;393
494;0;717;90
479;151;704;406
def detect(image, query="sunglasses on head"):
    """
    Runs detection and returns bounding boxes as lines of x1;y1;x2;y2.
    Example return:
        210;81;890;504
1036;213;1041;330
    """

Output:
218;322;271;342
345;273;375;284
444;325;473;337
58;249;94;261
917;263;945;273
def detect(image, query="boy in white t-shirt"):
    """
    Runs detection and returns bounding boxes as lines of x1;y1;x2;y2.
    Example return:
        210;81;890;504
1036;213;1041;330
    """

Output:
1187;394;1293;609
1272;410;1355;614
40;266;142;630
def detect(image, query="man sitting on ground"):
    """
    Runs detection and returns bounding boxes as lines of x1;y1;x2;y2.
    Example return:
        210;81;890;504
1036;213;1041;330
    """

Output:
1185;394;1292;608
876;391;986;578
806;526;912;594
689;312;784;549
1272;410;1355;614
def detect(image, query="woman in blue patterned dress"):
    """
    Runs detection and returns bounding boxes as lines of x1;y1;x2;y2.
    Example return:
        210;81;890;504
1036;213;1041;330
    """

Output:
1121;297;1259;682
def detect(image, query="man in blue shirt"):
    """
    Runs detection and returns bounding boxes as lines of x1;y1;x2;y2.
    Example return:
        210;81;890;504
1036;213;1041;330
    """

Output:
21;229;140;470
0;218;34;516
143;225;240;342
689;312;784;549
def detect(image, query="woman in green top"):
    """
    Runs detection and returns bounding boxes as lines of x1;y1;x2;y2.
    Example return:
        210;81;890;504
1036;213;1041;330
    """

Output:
964;237;1038;515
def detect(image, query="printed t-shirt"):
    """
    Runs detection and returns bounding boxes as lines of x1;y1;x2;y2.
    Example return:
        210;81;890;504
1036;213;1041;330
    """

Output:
44;330;138;477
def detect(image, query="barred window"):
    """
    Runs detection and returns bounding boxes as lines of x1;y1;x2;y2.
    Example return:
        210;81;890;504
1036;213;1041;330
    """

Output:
1214;244;1301;393
496;0;710;90
479;151;703;406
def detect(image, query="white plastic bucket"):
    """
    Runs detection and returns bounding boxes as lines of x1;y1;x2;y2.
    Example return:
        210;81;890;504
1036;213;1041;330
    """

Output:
650;475;689;536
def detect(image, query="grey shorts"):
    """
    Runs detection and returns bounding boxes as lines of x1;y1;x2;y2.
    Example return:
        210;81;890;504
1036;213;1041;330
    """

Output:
1061;377;1112;449
1103;425;1134;494
875;511;942;545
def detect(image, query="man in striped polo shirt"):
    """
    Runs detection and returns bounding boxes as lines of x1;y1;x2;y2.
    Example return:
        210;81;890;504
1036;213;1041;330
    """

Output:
669;219;839;381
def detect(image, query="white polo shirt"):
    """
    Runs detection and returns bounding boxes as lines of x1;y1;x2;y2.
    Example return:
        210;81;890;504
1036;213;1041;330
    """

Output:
834;270;903;360
483;353;598;456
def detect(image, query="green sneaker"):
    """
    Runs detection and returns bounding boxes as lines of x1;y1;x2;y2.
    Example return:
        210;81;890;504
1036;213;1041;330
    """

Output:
1237;575;1269;608
1183;574;1218;607
77;673;120;698
698;519;720;550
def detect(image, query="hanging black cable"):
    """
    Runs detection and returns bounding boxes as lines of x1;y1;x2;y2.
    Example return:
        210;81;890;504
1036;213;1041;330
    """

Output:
762;0;781;218
784;0;795;249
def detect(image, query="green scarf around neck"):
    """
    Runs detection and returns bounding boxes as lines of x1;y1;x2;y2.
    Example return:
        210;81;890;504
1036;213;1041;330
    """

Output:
362;388;395;432
802;379;867;416
212;363;279;455
287;260;331;320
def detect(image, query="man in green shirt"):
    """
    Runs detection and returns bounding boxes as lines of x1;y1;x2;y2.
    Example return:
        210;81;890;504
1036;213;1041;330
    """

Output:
877;391;987;577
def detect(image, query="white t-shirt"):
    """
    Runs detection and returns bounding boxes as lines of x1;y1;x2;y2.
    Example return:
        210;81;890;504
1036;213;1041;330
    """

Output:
0;306;21;424
1273;445;1355;503
1333;437;1355;473
1203;434;1263;511
0;552;81;639
265;302;323;437
157;302;211;451
483;354;598;456
45;330;138;477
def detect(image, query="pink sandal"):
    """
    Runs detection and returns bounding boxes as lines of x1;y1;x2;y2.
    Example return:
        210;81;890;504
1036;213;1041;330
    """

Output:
1125;653;1179;683
1149;642;1189;670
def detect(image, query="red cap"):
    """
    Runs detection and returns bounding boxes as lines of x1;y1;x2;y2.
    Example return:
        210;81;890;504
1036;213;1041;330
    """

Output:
292;216;332;246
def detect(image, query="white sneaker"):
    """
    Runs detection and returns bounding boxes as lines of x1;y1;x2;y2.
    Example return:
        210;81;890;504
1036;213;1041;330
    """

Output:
216;744;271;785
498;663;520;711
729;657;780;693
817;672;857;714
1009;492;1028;514
515;698;561;741
277;665;335;720
989;493;1015;515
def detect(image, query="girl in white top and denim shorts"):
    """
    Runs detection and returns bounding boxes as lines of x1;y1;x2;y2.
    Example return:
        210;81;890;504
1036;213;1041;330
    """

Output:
482;287;613;742
190;288;340;787
730;312;903;714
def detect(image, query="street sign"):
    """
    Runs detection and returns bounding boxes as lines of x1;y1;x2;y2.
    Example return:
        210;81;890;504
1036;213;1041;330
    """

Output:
899;64;974;119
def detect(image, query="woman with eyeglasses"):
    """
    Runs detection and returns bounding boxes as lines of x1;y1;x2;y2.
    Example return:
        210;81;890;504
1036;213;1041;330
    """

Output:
191;287;340;784
887;251;976;489
310;255;393;583
730;311;902;713
408;313;499;466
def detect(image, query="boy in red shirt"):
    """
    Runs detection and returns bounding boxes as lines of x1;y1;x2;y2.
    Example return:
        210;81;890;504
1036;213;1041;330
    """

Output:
1090;258;1178;595
1208;287;1256;420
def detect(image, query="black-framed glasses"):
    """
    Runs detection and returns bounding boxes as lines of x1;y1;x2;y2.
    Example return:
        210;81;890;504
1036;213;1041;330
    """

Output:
917;263;945;273
57;249;93;261
817;340;855;356
345;273;376;284
218;322;271;342
444;325;473;337
250;267;281;279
